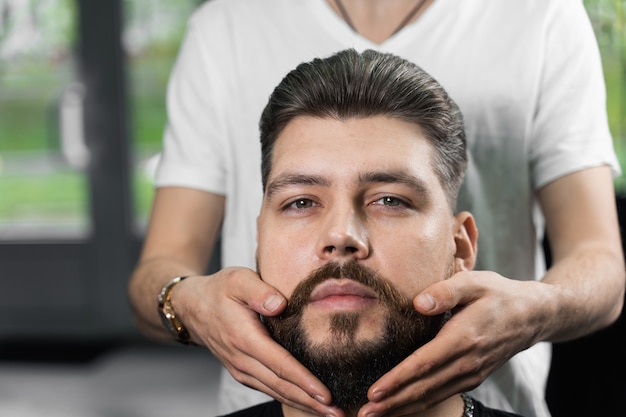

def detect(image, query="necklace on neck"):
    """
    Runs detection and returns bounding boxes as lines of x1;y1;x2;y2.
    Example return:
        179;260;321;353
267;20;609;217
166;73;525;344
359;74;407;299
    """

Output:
334;0;430;38
461;394;475;417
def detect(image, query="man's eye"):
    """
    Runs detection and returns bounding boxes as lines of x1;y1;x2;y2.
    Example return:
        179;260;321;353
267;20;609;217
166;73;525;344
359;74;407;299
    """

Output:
373;196;406;207
290;199;314;209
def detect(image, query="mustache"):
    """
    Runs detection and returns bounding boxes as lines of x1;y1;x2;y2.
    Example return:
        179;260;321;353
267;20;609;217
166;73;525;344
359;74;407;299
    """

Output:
281;261;415;318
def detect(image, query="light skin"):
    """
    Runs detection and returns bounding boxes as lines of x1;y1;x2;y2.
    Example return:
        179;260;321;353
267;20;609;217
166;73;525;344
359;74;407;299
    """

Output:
255;115;477;417
127;3;625;417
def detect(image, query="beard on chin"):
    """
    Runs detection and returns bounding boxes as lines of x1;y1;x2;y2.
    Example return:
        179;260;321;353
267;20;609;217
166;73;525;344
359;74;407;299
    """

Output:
262;261;450;413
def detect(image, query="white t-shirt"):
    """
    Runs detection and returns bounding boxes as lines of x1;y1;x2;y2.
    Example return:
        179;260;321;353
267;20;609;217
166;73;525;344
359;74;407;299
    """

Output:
155;1;621;416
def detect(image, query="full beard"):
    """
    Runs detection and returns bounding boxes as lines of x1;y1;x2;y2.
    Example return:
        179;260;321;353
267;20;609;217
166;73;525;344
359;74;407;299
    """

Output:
262;261;451;413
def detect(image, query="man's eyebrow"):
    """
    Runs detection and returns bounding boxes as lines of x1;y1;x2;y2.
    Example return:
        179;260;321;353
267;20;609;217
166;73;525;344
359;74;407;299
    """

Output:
359;170;431;196
265;174;330;199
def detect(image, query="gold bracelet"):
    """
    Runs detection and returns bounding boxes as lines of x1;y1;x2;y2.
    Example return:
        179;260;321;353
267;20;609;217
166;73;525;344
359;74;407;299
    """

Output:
157;276;193;345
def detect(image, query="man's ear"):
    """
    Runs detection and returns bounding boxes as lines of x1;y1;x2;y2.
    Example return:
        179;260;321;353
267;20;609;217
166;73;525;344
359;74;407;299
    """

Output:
453;211;478;272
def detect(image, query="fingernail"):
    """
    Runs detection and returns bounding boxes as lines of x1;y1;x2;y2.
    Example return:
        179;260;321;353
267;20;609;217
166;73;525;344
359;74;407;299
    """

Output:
263;294;283;312
314;395;327;404
371;390;387;402
416;293;436;311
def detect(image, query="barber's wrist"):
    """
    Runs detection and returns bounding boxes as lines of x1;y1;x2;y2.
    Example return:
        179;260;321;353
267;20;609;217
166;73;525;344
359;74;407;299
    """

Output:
158;276;196;345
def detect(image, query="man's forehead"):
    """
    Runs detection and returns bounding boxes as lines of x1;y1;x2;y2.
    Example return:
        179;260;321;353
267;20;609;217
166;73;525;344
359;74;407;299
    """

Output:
272;115;435;165
268;116;441;194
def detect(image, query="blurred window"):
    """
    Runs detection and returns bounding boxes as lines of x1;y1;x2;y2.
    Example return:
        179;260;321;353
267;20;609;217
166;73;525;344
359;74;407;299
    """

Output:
0;0;87;239
585;0;626;193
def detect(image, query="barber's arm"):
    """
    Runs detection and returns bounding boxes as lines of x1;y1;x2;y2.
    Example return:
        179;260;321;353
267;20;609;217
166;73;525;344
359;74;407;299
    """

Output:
537;166;624;337
128;187;223;340
128;186;339;417
357;166;625;417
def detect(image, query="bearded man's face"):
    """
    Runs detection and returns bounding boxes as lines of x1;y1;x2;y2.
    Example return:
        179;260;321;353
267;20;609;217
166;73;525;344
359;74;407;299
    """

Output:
255;115;477;413
263;261;450;412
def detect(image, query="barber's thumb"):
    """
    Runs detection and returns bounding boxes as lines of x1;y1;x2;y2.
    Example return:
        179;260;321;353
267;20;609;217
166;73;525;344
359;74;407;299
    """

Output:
259;292;287;316
236;269;287;316
414;281;458;315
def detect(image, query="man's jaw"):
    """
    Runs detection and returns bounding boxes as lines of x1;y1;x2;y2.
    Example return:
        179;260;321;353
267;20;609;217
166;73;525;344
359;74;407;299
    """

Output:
263;262;442;415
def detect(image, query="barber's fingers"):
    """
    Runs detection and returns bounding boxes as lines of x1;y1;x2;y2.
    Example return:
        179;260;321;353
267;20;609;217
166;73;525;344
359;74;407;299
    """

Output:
364;271;533;417
228;335;342;417
199;268;338;414
359;318;496;417
218;305;333;406
359;360;473;417
218;267;288;316
413;271;488;315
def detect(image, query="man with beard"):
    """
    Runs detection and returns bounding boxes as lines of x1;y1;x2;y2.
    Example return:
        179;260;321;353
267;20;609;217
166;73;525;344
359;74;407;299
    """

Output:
220;49;524;417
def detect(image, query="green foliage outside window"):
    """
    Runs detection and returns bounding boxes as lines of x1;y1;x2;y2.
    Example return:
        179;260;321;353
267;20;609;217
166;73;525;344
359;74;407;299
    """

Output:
585;0;626;192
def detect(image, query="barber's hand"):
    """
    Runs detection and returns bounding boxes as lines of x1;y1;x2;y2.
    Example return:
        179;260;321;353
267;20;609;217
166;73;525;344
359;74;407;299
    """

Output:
358;270;551;417
176;267;343;417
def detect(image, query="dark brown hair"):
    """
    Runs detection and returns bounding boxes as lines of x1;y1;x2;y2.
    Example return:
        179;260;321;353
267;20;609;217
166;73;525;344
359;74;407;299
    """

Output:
259;49;466;208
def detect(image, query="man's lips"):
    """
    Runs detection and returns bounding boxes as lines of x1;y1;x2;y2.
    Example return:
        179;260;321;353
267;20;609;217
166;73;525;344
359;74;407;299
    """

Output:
308;279;378;310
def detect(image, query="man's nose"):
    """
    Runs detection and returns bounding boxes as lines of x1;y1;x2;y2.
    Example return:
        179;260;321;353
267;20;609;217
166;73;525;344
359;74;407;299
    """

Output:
317;206;369;261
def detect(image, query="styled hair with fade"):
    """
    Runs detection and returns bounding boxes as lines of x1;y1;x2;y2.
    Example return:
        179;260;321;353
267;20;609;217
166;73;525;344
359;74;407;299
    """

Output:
259;49;467;209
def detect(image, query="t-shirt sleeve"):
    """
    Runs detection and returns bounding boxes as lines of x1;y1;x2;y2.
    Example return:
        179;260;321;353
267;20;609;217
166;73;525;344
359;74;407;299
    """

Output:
154;5;232;195
529;0;621;190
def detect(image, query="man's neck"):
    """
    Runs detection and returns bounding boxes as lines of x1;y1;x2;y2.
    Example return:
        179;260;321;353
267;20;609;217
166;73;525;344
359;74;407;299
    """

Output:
281;394;464;417
325;0;434;44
